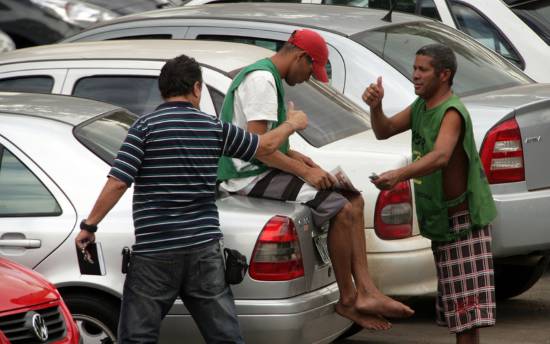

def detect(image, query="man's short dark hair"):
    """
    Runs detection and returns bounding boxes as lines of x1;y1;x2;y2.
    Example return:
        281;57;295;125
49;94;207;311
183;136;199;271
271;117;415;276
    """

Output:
159;54;202;99
416;44;457;85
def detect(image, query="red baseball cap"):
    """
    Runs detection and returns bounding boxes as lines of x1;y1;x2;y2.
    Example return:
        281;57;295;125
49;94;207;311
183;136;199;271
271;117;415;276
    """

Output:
287;29;329;83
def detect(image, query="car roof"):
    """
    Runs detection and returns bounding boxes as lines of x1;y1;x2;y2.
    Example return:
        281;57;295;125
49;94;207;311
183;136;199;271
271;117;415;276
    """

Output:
0;92;121;126
0;39;272;73
86;3;431;36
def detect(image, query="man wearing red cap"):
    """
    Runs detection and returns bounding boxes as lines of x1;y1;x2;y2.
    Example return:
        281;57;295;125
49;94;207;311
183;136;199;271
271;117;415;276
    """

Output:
217;29;414;330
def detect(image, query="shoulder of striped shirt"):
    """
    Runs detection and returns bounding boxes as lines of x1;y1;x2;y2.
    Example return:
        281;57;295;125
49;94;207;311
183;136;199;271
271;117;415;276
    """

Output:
142;107;218;122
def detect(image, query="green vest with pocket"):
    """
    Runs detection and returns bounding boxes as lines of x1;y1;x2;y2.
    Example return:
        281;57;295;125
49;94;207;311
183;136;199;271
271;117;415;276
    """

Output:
217;58;289;181
410;94;497;242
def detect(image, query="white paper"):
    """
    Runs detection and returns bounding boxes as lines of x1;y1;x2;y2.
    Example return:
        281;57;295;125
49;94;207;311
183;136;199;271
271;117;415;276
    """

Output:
330;166;360;194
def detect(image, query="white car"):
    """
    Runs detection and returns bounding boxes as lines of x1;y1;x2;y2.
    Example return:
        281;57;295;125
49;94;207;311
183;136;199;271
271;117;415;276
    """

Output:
62;3;550;299
179;0;550;82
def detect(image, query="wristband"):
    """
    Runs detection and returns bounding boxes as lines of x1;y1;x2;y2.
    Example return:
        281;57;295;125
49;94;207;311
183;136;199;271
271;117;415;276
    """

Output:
80;219;98;233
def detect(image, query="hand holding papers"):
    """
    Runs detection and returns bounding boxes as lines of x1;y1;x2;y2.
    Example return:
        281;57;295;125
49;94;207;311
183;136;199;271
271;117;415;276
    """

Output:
330;166;360;194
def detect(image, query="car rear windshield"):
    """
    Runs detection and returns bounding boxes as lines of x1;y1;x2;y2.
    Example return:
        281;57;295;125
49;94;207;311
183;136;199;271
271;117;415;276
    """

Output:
74;110;137;164
510;0;550;45
284;80;370;147
351;21;532;96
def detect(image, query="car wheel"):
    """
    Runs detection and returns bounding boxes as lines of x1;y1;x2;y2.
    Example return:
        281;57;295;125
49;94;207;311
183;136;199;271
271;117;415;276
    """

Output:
63;293;119;344
495;255;550;300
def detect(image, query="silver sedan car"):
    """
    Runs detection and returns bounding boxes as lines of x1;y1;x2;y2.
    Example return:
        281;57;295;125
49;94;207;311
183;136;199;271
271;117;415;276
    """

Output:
62;4;550;299
0;90;352;344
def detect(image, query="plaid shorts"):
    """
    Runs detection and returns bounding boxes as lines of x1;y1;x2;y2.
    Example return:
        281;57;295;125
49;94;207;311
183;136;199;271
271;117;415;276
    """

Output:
247;169;348;227
431;211;496;333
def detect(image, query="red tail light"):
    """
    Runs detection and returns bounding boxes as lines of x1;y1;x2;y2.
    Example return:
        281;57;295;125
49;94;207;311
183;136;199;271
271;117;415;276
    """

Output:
480;118;525;184
374;181;413;240
249;216;304;281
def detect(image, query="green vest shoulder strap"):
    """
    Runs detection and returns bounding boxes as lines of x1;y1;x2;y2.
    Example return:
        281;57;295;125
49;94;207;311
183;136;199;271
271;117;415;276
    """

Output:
411;95;497;242
217;58;289;181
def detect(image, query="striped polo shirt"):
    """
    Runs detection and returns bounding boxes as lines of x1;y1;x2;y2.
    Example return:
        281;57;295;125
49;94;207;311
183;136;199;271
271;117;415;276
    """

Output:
109;101;259;253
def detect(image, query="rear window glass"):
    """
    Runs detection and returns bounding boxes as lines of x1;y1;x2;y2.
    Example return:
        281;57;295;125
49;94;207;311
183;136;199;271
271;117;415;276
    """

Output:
284;80;370;147
73;76;162;116
511;0;550;45
0;76;53;94
351;21;532;96
322;0;441;20
74;111;137;164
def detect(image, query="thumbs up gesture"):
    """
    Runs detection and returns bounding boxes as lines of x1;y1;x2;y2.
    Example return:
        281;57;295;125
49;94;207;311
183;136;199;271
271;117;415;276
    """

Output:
362;76;385;108
285;101;308;131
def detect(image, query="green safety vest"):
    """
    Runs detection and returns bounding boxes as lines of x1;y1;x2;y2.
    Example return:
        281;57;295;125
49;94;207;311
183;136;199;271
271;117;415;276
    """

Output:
217;58;289;181
410;94;497;242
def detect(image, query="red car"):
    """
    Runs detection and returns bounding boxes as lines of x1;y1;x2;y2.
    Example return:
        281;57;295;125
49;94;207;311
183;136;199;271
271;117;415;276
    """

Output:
0;257;80;344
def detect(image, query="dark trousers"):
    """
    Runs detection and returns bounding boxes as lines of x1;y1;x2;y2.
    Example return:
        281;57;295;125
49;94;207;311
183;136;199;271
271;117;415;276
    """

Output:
117;242;244;344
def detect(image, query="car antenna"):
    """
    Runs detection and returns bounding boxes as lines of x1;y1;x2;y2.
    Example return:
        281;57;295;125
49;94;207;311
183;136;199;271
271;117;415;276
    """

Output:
382;0;397;22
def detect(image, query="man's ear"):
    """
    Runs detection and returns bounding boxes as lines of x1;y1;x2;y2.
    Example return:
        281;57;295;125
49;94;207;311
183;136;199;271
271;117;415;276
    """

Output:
440;69;452;83
193;81;202;98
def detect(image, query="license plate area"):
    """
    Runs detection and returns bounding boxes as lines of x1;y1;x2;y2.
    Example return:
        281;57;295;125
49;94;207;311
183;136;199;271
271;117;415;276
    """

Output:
313;232;331;266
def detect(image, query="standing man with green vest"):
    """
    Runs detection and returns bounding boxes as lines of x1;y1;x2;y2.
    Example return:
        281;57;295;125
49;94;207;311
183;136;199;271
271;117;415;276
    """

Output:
363;43;497;344
218;29;414;331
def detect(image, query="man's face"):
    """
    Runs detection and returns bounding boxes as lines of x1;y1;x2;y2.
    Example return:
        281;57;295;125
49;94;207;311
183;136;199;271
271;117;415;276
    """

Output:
286;51;313;86
412;55;443;99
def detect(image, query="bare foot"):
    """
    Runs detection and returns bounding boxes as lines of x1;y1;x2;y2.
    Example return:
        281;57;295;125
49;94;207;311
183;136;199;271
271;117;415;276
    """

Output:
335;302;392;331
355;293;414;319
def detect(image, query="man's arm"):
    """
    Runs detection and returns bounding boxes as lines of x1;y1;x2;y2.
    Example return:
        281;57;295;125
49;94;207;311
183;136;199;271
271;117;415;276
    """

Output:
363;76;411;139
75;177;128;248
372;109;463;190
251;120;336;190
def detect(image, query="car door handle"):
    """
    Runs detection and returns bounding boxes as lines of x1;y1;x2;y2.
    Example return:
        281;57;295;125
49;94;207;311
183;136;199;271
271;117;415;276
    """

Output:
0;239;42;248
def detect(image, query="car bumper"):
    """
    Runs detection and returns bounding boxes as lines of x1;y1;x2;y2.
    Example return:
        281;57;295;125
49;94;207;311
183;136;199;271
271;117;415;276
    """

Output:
365;232;437;296
492;184;550;257
161;283;351;344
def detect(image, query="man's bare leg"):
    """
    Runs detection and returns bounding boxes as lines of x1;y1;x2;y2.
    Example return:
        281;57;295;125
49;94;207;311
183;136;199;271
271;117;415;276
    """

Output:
456;329;479;344
346;194;414;319
329;203;391;330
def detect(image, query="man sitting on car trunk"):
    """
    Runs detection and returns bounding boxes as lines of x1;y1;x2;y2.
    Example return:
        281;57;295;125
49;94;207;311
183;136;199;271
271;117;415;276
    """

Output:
217;29;414;330
363;43;497;344
75;54;309;343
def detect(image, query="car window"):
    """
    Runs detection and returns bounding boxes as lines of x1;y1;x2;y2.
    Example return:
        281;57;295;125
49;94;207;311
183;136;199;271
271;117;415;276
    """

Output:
196;34;333;80
0;147;61;217
209;86;225;116
72;76;162;116
0;76;54;94
74;110;138;164
510;0;550;45
107;34;173;40
322;0;441;20
450;1;523;68
351;21;531;97
286;80;370;147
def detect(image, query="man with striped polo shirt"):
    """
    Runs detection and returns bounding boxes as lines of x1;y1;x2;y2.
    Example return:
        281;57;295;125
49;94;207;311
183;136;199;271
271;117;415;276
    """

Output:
75;54;307;343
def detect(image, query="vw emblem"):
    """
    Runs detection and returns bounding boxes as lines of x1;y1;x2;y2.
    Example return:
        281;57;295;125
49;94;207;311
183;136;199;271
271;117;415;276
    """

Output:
31;313;48;342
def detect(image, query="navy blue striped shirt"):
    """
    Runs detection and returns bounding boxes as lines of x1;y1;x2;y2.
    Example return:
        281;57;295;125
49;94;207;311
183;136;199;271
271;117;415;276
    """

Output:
109;101;259;253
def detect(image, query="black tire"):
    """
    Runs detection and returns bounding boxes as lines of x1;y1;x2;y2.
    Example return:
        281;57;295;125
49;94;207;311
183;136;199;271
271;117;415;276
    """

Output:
495;255;550;300
63;293;120;344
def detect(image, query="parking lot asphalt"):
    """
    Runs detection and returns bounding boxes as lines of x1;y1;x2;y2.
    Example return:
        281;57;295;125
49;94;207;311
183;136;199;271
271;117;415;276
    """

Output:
336;270;550;344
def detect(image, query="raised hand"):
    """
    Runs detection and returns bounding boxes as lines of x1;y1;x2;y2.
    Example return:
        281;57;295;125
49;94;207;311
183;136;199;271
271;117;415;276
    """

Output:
362;76;385;108
285;101;308;131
